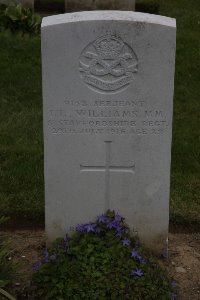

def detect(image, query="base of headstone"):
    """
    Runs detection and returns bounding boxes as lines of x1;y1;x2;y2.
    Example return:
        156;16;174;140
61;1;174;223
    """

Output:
65;0;135;12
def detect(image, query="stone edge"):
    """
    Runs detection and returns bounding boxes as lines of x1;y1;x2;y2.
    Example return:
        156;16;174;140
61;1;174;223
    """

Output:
41;11;176;29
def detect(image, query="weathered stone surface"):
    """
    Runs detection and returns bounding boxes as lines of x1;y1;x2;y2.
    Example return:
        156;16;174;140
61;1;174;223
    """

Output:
0;0;34;9
65;0;135;12
42;11;176;253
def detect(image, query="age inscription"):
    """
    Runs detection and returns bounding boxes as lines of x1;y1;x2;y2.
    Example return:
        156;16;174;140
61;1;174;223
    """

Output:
47;99;169;136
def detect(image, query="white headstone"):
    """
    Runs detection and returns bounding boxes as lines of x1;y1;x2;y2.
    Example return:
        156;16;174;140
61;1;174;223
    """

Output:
42;11;176;253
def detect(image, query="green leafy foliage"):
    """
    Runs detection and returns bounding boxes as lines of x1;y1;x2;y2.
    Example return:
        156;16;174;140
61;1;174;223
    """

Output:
0;4;41;35
33;212;176;299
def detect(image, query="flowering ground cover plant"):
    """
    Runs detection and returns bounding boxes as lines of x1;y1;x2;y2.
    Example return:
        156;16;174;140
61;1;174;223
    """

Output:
33;211;177;299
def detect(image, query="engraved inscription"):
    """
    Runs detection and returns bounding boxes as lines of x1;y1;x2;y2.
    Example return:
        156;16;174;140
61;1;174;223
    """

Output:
80;141;135;211
79;34;138;93
48;99;169;136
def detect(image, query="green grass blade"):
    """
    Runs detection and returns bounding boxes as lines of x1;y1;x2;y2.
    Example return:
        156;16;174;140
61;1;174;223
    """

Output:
0;288;16;300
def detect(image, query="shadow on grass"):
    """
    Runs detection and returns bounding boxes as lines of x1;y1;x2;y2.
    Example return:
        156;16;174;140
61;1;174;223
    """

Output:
35;0;64;13
136;1;160;14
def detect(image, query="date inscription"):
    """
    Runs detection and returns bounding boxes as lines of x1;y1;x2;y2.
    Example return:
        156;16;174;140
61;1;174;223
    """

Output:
47;99;169;136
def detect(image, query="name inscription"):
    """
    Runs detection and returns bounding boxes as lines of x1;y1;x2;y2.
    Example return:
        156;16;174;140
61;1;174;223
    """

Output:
47;99;169;136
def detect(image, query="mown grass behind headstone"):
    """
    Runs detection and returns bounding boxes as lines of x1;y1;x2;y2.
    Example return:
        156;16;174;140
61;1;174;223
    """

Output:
156;0;200;227
0;32;44;220
0;0;199;227
137;0;200;228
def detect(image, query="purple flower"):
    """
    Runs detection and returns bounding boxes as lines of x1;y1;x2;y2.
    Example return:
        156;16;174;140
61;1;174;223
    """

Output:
130;268;144;277
33;261;41;272
171;280;176;288
114;213;122;223
107;221;116;230
76;223;97;233
140;258;147;265
44;248;49;263
84;223;97;233
115;226;124;238
114;220;122;228
116;225;123;232
130;248;146;264
137;255;146;264
131;248;139;258
170;291;177;299
50;254;57;261
76;224;85;232
122;239;129;246
97;214;109;224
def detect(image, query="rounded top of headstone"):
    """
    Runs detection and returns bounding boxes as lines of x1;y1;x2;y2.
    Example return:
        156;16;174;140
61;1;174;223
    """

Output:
42;11;176;29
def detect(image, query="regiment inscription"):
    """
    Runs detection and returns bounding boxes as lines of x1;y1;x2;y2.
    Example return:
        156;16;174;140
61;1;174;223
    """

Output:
47;99;168;135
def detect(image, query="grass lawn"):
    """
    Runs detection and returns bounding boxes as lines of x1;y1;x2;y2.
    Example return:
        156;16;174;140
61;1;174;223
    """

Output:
0;0;199;227
153;0;200;227
0;33;44;220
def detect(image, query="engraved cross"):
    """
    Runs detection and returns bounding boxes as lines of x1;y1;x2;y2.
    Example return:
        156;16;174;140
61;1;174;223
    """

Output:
80;141;135;211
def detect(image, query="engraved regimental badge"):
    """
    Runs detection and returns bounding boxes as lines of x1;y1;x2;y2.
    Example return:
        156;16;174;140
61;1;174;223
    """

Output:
79;34;138;93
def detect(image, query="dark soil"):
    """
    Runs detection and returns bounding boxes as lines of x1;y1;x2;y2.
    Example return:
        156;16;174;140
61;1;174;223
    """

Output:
0;227;199;300
163;232;200;300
